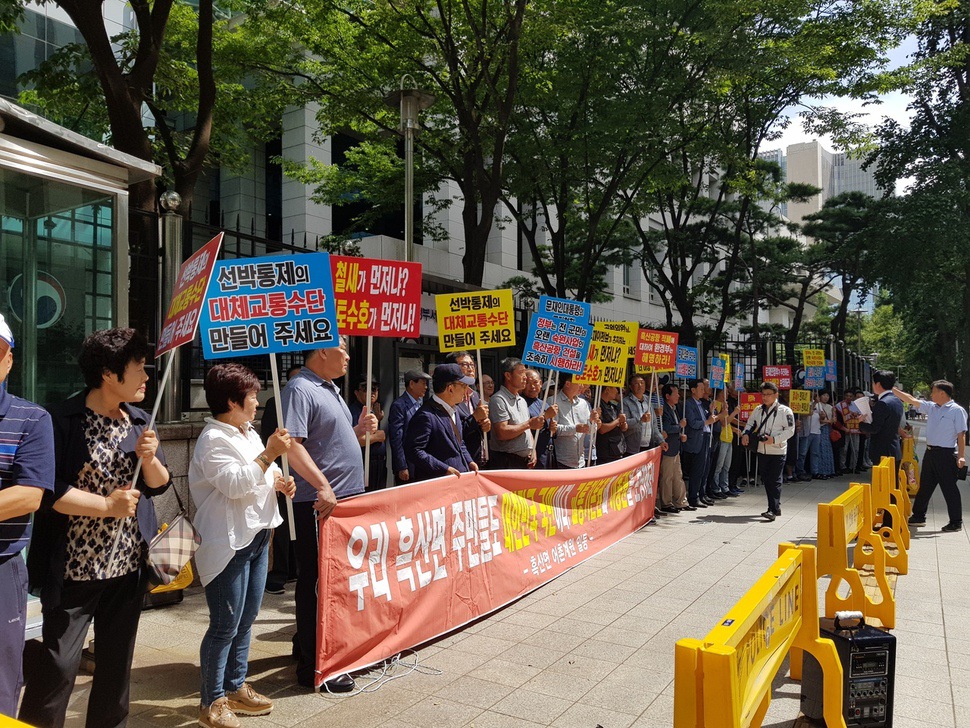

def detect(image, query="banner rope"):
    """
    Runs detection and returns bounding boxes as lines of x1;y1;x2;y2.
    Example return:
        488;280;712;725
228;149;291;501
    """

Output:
319;650;443;696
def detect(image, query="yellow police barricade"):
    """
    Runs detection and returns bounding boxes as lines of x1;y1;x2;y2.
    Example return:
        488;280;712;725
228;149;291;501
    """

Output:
858;458;908;575
899;436;920;497
674;544;845;728
817;484;894;631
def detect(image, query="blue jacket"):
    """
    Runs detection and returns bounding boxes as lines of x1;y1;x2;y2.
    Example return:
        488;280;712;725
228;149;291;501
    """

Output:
859;392;904;464
683;396;711;454
661;401;684;457
404;400;474;481
388;392;423;473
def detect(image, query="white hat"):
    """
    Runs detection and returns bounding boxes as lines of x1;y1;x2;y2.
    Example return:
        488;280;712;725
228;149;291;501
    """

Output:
0;313;14;349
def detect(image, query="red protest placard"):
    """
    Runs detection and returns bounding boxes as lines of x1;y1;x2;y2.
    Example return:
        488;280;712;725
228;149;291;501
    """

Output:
156;232;223;356
762;365;793;390
331;256;422;337
634;329;679;372
739;392;763;422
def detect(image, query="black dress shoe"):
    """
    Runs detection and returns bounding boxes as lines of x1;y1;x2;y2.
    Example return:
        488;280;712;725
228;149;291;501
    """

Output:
762;511;776;521
692;501;708;508
701;497;716;506
323;674;356;693
680;505;698;511
653;507;667;517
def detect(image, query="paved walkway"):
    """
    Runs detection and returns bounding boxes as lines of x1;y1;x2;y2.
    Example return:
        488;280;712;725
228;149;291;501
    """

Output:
49;455;967;728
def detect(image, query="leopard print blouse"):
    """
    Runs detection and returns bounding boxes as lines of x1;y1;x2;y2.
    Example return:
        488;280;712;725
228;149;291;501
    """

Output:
64;409;143;581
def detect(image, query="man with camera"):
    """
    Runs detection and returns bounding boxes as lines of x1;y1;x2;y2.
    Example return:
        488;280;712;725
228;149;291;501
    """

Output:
741;382;795;521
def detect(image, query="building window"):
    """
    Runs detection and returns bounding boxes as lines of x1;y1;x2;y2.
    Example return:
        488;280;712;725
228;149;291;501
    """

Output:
0;166;115;404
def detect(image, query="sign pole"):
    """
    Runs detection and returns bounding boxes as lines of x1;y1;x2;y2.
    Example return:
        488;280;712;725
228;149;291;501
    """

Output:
586;384;601;466
364;335;374;489
270;353;297;541
476;348;489;462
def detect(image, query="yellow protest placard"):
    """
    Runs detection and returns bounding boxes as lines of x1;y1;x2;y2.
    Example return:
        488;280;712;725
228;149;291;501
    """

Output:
789;389;812;415
802;349;825;367
435;289;516;352
575;321;634;386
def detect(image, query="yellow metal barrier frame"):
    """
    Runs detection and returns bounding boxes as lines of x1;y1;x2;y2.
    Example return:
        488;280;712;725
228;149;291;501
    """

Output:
675;544;845;728
900;436;920;497
818;484;894;629
859;458;908;574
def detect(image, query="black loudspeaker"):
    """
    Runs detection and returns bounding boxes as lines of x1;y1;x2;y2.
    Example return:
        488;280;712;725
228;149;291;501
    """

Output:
801;612;896;726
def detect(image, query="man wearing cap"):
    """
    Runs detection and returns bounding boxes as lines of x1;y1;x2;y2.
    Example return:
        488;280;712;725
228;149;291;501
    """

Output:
0;314;55;716
403;364;479;481
388;369;431;485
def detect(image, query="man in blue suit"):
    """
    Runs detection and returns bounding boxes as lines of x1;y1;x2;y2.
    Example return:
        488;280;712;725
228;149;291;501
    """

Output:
859;370;904;464
682;378;718;507
387;369;431;485
404;364;480;481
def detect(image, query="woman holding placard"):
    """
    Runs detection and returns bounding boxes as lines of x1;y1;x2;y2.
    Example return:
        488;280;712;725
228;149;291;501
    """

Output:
190;363;295;728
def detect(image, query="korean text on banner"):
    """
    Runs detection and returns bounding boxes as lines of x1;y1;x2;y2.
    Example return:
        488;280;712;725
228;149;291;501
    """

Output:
522;295;593;374
435;289;515;352
200;252;339;358
802;348;826;367
734;361;746;390
709;356;727;389
790;389;812;415
634;329;678;372
316;448;662;684
804;366;826;390
575;321;635;387
825;359;838;383
157;233;223;356
676;346;698;378
739;392;763;423
762;365;793;390
331;255;422;338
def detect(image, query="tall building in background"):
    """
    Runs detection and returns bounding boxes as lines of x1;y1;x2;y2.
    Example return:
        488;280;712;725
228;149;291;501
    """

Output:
760;140;886;227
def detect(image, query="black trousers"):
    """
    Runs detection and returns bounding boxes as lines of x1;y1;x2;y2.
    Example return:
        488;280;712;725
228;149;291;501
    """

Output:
267;492;298;590
292;500;321;686
20;569;144;728
486;451;530;470
759;453;785;515
682;441;710;505
912;447;963;523
0;555;27;717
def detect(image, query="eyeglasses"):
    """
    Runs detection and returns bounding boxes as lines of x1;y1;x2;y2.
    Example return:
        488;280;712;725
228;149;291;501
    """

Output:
458;361;474;369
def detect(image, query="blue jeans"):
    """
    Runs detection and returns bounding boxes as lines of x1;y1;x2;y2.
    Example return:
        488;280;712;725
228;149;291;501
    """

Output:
200;529;270;706
796;433;820;476
712;440;733;492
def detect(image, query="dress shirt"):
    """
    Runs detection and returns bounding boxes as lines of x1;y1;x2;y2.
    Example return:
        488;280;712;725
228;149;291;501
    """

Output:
432;394;459;427
917;399;968;448
554;390;592;468
189;418;282;586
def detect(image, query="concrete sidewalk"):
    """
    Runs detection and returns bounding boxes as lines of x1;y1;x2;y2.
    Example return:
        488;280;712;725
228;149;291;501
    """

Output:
50;465;967;728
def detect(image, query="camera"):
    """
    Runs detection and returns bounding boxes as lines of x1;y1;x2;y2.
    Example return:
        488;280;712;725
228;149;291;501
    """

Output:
758;434;770;442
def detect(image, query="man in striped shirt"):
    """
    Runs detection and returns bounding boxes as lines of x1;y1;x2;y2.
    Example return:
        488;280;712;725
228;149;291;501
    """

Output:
0;313;54;716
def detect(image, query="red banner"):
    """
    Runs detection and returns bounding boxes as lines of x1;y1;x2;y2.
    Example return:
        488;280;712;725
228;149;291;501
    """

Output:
330;255;422;337
762;365;793;390
634;329;679;372
316;448;662;684
156;232;223;355
740;392;763;422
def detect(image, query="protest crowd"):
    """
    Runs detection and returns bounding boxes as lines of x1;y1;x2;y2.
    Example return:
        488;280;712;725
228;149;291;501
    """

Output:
0;250;962;728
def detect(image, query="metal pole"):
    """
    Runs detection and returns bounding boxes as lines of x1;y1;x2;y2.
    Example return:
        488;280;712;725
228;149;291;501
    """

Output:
404;120;414;264
159;201;183;423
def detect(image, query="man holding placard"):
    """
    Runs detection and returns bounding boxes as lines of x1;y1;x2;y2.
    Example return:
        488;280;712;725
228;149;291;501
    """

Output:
488;358;544;469
281;338;377;692
446;352;491;467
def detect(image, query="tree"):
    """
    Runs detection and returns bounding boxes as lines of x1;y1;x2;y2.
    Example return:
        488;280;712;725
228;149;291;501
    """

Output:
242;0;527;286
800;191;881;342
624;0;902;343
15;0;294;214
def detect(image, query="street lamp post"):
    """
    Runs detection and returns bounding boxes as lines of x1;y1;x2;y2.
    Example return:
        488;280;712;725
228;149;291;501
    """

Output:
385;76;435;263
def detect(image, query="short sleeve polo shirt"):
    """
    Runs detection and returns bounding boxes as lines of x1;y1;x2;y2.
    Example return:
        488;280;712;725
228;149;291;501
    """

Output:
281;369;364;501
0;388;55;557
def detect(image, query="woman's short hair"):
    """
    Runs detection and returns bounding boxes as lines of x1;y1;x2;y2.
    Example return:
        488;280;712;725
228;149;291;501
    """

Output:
205;363;262;416
79;328;150;390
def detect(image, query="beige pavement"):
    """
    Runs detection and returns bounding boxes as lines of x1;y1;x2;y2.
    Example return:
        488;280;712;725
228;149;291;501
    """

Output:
47;457;968;728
